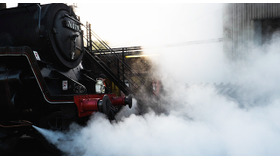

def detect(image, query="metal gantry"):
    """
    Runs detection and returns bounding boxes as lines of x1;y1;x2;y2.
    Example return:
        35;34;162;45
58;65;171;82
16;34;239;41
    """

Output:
83;22;145;95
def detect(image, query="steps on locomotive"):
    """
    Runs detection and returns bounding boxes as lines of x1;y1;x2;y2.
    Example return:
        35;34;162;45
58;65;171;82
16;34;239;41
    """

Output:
84;23;145;95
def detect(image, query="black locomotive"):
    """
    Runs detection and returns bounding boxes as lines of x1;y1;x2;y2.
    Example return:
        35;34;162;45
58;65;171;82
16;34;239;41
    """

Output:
0;3;132;131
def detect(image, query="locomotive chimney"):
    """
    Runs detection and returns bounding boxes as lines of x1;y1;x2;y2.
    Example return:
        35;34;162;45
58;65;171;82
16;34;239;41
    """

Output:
0;3;6;10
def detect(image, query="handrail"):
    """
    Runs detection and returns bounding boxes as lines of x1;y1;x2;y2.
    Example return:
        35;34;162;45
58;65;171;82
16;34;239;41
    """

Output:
82;22;146;94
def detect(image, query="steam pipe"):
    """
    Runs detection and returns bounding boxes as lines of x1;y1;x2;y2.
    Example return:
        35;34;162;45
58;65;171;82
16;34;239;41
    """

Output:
0;120;32;128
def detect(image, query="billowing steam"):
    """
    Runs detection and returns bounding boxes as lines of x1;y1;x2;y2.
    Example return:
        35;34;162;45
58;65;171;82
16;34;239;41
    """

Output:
34;3;280;156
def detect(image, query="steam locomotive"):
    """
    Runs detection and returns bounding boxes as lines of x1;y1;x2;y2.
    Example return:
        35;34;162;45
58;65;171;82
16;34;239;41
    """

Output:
0;3;132;131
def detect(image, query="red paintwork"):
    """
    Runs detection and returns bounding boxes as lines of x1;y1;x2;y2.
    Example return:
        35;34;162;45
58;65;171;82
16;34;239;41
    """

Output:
110;96;126;106
74;94;127;117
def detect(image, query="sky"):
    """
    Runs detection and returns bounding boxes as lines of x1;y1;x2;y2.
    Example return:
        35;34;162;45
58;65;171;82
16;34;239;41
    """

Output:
75;3;223;47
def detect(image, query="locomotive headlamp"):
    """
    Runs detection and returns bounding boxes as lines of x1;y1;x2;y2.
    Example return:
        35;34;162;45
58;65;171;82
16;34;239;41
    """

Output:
95;79;105;94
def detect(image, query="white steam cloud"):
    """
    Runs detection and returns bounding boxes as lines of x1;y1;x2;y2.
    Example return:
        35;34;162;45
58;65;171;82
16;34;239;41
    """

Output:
34;3;280;156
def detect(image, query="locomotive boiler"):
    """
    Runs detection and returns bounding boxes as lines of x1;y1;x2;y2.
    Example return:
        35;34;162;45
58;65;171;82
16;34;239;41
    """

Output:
0;3;132;131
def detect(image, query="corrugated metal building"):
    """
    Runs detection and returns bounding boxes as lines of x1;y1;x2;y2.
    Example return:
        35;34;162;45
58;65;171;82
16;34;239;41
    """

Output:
223;3;280;59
